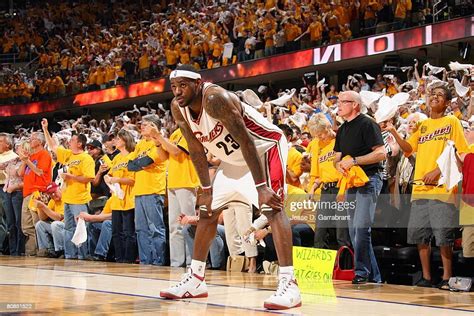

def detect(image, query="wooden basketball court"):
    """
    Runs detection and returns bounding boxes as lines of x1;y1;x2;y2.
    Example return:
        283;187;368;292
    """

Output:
0;256;472;315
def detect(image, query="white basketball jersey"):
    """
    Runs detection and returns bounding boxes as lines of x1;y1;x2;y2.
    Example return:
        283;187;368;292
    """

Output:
179;83;284;166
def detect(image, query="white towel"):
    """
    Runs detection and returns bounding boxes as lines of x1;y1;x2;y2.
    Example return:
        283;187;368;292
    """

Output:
270;88;296;106
365;72;375;80
106;181;125;200
245;232;266;247
453;79;469;97
436;141;462;191
71;218;87;247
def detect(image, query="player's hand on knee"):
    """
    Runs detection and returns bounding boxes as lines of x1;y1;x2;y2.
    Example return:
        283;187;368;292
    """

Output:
197;188;213;217
257;185;283;212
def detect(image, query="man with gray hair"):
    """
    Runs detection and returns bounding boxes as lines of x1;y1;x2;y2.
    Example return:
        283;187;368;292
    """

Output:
333;90;386;284
128;114;168;265
18;131;53;256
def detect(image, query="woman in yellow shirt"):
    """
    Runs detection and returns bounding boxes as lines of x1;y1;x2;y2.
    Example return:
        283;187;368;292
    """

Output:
307;113;350;249
105;129;137;263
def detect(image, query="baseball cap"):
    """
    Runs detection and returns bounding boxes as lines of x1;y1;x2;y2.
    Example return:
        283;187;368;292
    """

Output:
45;182;59;194
86;139;102;149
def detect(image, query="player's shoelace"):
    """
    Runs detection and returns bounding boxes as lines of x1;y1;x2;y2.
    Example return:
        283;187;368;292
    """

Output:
274;277;291;296
173;272;193;288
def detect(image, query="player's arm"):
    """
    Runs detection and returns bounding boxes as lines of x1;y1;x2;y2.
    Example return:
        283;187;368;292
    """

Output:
205;88;282;210
171;100;211;188
36;200;64;222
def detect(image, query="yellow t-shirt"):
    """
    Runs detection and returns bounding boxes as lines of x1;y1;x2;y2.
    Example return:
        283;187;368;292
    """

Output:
165;49;179;66
167;129;200;189
57;147;95;204
264;29;276;47
309;22;323;42
102;197;112;214
265;0;276;10
407;115;469;203
108;152;135;211
96;69;105;86
139;53;150;70
395;0;411;19
47;199;65;215
287;146;303;187
129;139;167;196
105;66;116;82
316;138;341;183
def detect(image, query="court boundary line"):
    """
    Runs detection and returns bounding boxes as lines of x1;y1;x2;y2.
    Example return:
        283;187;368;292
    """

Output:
0;283;295;316
0;263;473;313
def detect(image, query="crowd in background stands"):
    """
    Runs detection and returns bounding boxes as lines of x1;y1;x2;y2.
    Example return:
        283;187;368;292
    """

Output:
0;59;473;284
2;0;473;104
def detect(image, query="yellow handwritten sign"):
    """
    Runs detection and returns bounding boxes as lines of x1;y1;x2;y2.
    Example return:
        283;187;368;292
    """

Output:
293;246;337;297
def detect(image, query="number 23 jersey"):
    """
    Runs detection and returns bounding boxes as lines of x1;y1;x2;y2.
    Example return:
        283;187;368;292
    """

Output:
179;83;284;166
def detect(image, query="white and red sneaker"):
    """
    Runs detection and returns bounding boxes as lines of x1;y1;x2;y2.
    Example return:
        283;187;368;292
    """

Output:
264;277;302;310
160;269;208;299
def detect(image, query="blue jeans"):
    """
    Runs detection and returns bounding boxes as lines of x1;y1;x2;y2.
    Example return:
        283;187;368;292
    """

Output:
112;210;137;263
1;190;24;255
51;221;65;251
346;173;383;282
64;203;89;259
88;220;112;258
0;189;8;253
183;224;226;268
36;220;65;252
135;194;166;265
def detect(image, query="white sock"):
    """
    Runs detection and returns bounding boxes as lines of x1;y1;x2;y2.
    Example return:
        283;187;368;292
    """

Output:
190;259;206;278
279;266;295;280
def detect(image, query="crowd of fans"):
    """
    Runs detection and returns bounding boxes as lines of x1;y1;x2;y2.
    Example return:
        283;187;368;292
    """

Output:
2;0;472;105
0;59;473;288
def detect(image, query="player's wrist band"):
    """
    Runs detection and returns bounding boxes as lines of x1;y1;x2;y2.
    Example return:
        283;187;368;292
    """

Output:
201;185;212;190
255;181;267;188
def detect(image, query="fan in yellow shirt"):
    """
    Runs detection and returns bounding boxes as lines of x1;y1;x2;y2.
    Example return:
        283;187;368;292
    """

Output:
42;118;94;260
387;86;469;286
127;115;168;265
307;113;350;249
34;182;66;258
105;129;137;263
106;135;136;211
389;88;469;204
55;145;95;204
151;127;200;267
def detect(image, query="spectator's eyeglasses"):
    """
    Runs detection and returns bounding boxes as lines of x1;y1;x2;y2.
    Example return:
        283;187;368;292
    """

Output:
338;100;354;105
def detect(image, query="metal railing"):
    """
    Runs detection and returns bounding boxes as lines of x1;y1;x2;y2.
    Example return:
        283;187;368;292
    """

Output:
0;53;20;64
433;0;448;23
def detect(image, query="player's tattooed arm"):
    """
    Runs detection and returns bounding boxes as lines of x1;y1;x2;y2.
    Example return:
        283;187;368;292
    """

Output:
171;99;212;187
205;89;266;185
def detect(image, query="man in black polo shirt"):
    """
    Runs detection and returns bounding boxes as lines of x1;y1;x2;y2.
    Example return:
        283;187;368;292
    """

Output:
333;91;386;284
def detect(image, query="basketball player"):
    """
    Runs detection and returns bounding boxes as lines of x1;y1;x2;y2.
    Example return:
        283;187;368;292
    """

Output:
159;65;301;310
